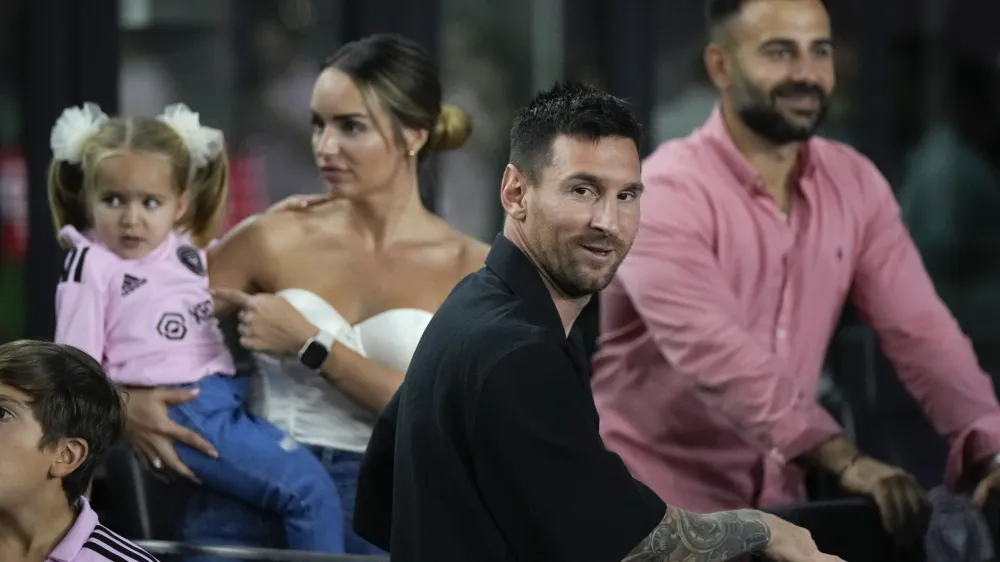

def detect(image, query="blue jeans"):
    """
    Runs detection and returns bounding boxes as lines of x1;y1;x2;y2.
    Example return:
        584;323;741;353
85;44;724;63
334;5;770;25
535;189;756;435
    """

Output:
168;375;345;553
176;430;385;560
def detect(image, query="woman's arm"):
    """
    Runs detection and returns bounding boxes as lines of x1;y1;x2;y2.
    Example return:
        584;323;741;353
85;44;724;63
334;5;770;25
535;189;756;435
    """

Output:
318;345;402;412
208;214;277;317
208;196;330;317
211;226;490;414
212;288;404;413
120;386;219;482
323;238;488;412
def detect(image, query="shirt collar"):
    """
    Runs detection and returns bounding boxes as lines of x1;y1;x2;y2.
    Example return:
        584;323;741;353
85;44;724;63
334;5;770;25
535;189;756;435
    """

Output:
140;230;183;264
484;234;592;375
700;104;817;189
484;233;566;336
48;497;98;562
71;228;184;264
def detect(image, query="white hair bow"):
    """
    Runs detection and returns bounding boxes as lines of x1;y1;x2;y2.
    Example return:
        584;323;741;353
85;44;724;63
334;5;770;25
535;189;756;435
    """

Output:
157;103;225;168
50;102;110;164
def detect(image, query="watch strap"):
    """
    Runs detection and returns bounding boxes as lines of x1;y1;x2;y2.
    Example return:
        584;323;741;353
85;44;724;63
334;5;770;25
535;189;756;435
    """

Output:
297;328;336;370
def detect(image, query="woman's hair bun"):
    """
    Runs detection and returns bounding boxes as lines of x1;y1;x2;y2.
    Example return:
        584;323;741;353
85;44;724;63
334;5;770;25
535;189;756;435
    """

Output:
428;104;472;151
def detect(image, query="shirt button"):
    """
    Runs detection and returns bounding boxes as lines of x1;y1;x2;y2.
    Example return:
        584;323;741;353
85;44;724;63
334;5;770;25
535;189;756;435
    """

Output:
776;328;788;339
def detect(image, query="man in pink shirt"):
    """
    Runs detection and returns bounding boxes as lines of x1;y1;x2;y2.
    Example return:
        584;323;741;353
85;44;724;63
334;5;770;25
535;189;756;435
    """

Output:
593;0;1000;546
0;340;158;562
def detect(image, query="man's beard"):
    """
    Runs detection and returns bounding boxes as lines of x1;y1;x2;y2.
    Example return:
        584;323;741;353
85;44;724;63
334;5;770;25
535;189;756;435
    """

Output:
736;79;830;144
539;234;629;299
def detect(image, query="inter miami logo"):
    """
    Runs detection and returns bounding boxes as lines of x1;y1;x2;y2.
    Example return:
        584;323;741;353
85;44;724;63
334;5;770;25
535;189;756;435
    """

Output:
157;312;187;340
121;274;147;297
177;245;206;276
189;299;214;324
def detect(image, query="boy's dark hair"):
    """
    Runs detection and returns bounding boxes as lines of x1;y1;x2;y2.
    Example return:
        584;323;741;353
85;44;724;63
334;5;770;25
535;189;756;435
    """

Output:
508;82;641;182
0;340;125;502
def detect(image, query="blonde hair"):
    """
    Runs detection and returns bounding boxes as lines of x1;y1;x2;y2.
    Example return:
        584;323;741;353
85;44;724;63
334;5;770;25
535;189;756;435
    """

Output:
428;104;472;151
48;116;228;248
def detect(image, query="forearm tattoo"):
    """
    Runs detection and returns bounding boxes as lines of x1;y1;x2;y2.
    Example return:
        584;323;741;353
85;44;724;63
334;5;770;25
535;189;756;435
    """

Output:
622;508;771;562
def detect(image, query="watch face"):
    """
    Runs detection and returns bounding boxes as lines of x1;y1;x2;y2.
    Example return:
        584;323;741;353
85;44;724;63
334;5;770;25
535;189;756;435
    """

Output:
300;341;328;370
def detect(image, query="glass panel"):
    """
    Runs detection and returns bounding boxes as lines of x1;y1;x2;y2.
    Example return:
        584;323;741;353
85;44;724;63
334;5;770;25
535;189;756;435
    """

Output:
437;0;559;240
0;0;26;343
119;0;342;231
894;0;1000;374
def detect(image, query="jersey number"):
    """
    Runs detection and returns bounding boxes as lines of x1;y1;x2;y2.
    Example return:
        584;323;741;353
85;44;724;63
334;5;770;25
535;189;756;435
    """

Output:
61;248;90;283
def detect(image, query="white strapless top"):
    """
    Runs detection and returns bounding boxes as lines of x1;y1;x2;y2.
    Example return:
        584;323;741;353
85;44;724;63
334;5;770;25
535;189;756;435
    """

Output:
251;289;433;452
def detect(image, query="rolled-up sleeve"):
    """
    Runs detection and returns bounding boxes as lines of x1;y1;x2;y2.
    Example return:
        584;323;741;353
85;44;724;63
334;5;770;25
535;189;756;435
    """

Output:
851;158;1000;487
616;172;841;463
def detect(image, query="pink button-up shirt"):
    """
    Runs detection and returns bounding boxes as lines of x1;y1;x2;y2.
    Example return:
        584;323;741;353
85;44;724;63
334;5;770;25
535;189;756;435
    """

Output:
592;107;1000;513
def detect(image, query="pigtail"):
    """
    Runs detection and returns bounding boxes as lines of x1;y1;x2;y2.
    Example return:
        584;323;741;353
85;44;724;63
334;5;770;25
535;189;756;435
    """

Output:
47;159;90;247
47;102;111;246
154;103;229;248
184;149;230;248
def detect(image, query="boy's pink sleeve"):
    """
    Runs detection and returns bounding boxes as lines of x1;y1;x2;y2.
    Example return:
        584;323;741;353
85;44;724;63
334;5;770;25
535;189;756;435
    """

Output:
54;245;109;363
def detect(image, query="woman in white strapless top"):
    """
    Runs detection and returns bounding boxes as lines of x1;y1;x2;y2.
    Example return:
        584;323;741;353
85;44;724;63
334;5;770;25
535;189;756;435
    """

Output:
119;34;488;557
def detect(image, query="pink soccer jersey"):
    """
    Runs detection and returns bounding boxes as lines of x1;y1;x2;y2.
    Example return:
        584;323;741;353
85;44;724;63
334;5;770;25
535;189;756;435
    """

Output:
54;226;235;386
48;498;159;562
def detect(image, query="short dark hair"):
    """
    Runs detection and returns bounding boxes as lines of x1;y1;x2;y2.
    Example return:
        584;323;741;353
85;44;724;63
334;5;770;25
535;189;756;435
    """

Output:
0;340;125;502
705;0;744;38
706;0;826;39
508;82;641;181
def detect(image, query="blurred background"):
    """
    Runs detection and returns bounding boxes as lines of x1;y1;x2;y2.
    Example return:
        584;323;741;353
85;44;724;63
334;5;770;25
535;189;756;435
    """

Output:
3;0;1000;559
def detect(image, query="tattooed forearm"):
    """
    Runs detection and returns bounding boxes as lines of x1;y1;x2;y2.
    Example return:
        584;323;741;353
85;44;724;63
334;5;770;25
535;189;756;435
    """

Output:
622;507;771;562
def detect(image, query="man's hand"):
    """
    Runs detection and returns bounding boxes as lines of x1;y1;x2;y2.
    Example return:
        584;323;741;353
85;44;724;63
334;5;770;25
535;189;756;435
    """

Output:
622;508;843;562
759;512;845;562
972;463;1000;507
839;455;930;546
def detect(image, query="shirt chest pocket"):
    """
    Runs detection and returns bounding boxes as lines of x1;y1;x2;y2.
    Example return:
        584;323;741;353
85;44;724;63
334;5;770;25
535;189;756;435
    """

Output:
712;239;782;336
806;240;854;302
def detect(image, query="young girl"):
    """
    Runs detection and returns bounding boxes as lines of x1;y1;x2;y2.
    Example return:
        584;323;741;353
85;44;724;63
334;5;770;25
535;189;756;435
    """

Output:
47;102;346;553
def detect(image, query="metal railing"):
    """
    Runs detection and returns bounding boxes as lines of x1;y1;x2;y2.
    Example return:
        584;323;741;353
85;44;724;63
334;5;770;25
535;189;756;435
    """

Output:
135;541;389;562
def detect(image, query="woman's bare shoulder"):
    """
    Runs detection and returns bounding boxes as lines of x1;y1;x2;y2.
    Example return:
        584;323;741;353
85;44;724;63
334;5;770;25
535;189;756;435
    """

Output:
258;199;356;245
215;209;303;257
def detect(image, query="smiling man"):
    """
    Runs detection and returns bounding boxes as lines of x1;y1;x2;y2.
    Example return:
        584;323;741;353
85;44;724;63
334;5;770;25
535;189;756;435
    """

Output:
593;0;1000;549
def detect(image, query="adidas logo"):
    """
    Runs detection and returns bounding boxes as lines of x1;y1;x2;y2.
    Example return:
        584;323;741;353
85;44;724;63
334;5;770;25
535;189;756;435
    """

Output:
121;274;147;297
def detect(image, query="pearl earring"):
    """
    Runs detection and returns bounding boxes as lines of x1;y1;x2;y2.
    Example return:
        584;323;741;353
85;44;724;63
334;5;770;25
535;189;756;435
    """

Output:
408;149;416;157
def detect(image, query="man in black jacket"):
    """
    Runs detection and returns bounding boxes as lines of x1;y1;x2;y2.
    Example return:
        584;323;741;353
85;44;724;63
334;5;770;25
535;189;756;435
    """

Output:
354;82;841;562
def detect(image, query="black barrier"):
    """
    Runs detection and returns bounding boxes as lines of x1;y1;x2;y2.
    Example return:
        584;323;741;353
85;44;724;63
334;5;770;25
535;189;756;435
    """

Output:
124;495;1000;562
765;497;912;561
339;0;440;213
135;541;387;562
766;494;1000;562
21;0;119;340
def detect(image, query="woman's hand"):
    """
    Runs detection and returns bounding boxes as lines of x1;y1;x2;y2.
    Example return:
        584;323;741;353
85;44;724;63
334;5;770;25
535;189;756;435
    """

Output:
212;288;318;357
122;386;219;483
268;193;334;213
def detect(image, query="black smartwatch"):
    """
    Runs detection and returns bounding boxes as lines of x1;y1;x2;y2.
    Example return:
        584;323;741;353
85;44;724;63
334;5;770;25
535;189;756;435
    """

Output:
297;329;336;371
